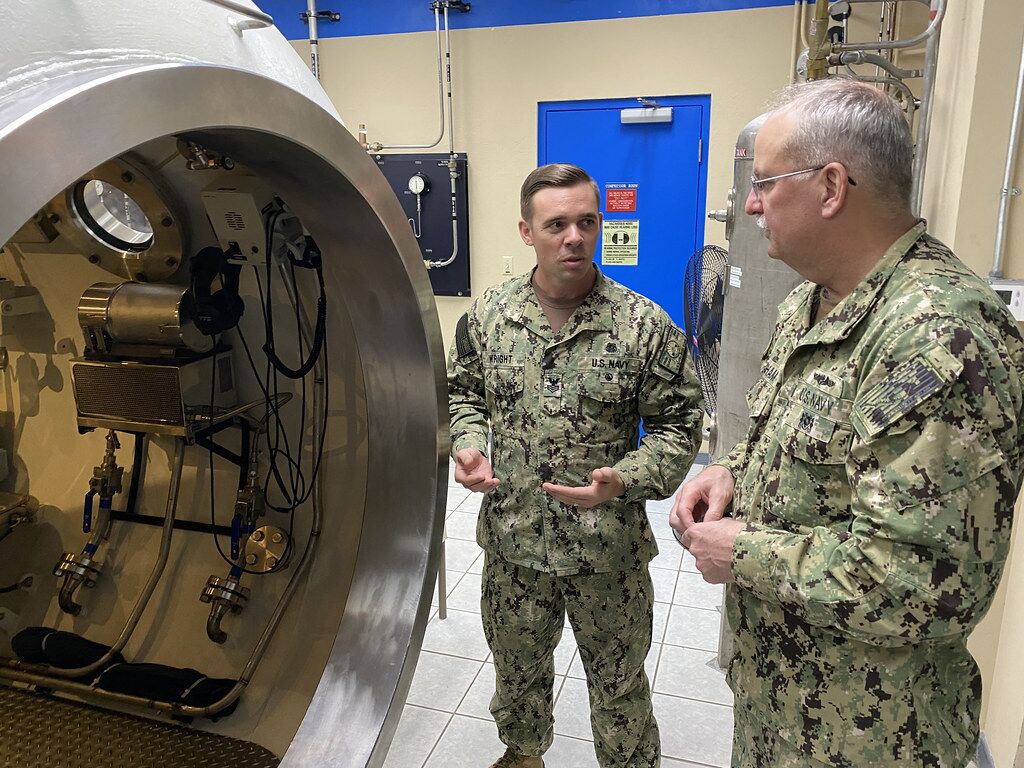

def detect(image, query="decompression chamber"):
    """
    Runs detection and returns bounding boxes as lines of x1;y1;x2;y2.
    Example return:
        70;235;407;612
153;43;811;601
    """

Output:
0;1;448;766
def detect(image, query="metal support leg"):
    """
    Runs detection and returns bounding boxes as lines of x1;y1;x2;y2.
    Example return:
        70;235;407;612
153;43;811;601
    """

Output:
437;525;447;620
716;589;734;669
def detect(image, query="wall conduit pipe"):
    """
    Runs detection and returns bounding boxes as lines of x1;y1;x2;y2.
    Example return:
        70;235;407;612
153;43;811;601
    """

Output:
426;2;461;270
841;69;917;124
910;1;942;215
790;1;803;84
836;50;922;80
839;0;946;213
799;0;809;52
836;0;944;52
307;0;321;81
368;5;446;151
805;0;833;81
992;31;1024;278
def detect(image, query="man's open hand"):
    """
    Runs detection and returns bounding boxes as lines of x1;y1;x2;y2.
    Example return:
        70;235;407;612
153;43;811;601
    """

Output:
543;467;625;508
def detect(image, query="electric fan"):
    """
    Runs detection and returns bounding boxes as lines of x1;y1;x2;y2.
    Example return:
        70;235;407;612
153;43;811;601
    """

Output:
682;244;729;420
674;244;729;547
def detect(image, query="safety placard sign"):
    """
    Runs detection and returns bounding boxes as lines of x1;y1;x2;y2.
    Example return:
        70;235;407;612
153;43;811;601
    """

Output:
602;220;639;266
605;182;638;212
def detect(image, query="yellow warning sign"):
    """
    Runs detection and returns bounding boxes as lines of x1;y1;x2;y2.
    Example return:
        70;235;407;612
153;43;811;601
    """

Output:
602;220;639;266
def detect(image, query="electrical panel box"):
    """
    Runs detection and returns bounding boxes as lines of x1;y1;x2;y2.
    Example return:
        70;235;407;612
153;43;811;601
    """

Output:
989;278;1024;322
373;153;470;297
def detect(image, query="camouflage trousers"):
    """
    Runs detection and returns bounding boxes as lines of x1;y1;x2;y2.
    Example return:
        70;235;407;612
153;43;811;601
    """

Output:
480;554;660;768
731;697;836;768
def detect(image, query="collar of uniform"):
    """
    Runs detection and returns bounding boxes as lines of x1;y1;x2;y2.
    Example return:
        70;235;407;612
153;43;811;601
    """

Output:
557;267;615;341
507;265;614;340
799;220;926;346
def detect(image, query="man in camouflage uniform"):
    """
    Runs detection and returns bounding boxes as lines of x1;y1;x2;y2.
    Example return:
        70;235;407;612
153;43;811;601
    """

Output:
449;163;704;768
670;79;1024;767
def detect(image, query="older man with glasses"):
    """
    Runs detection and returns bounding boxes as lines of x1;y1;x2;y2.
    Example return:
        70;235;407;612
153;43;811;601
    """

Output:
670;78;1024;767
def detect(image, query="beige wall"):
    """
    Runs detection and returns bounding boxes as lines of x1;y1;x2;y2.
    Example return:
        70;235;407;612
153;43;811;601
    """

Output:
924;0;1024;281
930;2;1024;764
300;3;1024;763
300;5;802;353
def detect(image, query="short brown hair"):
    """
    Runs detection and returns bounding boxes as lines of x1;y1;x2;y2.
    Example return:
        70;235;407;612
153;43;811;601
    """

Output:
519;163;600;220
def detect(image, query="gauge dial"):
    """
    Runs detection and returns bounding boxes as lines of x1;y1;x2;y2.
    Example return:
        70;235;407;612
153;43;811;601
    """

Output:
408;173;429;195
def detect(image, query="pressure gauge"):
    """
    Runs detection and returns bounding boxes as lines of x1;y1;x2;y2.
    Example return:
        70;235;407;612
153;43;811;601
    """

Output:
408;173;429;195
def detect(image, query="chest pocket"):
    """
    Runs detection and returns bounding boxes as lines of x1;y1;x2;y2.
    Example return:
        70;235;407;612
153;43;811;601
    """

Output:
577;369;639;446
767;390;854;528
485;365;525;424
780;403;853;465
779;384;853;465
579;369;638;404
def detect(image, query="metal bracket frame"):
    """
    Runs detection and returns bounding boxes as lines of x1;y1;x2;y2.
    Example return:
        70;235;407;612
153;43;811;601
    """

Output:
110;418;251;537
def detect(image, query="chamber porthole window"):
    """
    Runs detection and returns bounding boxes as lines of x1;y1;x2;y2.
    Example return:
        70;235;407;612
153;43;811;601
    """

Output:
72;179;155;252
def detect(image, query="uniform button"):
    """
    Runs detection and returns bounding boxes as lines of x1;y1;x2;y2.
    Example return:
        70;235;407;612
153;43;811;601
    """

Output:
542;355;554;370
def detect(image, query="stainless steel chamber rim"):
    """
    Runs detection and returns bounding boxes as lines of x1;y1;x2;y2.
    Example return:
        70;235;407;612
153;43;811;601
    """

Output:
0;62;449;768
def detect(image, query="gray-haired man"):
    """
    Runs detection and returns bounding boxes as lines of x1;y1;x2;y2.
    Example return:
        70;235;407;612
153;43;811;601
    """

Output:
672;78;1024;767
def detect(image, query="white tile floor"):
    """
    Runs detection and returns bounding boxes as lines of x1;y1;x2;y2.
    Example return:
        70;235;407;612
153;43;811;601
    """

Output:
384;462;987;768
386;463;731;768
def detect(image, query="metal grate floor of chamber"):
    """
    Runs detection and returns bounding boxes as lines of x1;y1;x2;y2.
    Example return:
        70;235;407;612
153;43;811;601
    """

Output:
0;685;280;768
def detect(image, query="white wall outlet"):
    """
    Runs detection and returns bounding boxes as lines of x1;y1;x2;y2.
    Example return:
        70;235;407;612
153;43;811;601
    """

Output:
990;278;1024;322
502;256;514;276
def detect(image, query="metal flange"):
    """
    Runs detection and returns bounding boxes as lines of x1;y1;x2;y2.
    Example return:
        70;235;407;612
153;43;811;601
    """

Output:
241;525;289;573
53;552;102;586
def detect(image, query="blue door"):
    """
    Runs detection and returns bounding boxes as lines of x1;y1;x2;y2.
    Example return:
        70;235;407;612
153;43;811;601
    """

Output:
539;96;709;328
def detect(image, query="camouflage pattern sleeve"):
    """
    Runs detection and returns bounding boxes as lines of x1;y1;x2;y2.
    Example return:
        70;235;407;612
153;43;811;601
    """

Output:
447;309;490;457
713;440;747;477
613;318;705;503
731;318;1020;647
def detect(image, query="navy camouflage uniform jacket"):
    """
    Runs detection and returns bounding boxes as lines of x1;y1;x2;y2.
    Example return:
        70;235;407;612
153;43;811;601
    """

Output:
719;222;1024;766
448;268;704;576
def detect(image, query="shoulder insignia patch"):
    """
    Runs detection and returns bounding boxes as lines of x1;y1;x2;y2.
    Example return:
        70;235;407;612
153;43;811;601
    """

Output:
853;341;963;437
455;313;476;361
654;324;687;380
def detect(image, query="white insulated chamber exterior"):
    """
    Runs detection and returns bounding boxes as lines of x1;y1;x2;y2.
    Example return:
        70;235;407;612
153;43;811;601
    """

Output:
0;2;447;767
0;0;339;125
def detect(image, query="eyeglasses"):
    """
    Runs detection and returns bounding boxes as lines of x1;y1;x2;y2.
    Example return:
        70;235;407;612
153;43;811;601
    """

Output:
749;165;857;200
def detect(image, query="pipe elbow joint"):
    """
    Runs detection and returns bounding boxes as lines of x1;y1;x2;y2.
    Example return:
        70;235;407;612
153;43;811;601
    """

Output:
58;580;84;616
207;602;230;644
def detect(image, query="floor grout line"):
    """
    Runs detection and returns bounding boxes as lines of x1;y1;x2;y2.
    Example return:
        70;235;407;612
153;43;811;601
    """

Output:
419;647;490;664
653;689;734;710
449;658;487;716
416;709;457;768
666;602;722;615
650;642;665;692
